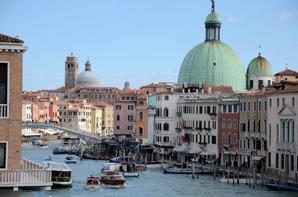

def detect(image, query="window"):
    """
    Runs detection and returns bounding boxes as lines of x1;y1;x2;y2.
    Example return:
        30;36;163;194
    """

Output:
128;115;134;122
243;102;246;111
282;98;285;105
258;101;261;111
269;99;272;107
128;126;133;130
248;102;251;111
163;123;169;131
116;105;121;110
258;80;263;89
116;115;120;121
163;108;169;117
268;80;271;86
228;105;232;113
199;106;203;114
233;105;238;113
0;63;8;118
281;154;284;169
223;105;227;113
249;80;253;89
240;123;246;132
128;105;134;110
277;98;279;107
140;112;143;121
164;95;169;100
292;97;295;107
212;136;216;144
276;153;279;168
291;155;294;171
0;142;7;169
117;126;120;130
268;152;271;167
139;127;143;136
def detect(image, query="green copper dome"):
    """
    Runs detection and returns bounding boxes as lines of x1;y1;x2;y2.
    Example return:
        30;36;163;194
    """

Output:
177;41;246;90
205;12;221;24
246;54;273;77
177;7;246;91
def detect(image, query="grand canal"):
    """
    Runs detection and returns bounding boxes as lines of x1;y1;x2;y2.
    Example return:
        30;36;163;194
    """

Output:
1;141;296;197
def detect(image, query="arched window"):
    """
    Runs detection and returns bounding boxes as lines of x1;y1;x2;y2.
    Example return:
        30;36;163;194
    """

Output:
163;107;169;117
163;123;169;131
139;127;143;136
116;115;120;121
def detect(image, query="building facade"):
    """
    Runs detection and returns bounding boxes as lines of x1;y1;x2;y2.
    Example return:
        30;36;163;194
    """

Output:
218;96;239;165
266;83;298;179
238;92;268;169
0;34;26;170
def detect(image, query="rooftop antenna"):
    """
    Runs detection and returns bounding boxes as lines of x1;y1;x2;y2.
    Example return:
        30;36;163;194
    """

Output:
211;0;215;12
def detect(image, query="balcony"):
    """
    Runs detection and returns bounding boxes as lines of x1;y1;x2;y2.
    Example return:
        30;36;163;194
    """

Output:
195;127;203;131
208;112;217;119
0;104;8;118
182;126;193;130
176;112;182;117
175;127;182;132
204;127;211;131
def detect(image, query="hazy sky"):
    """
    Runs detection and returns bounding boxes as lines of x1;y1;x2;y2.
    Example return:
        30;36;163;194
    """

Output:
1;0;298;90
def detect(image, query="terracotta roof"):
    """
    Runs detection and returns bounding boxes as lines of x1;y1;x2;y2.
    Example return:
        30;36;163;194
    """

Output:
274;68;298;76
0;34;24;43
203;84;233;94
141;82;173;89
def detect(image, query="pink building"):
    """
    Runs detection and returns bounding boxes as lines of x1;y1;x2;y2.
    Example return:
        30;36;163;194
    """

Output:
114;89;144;138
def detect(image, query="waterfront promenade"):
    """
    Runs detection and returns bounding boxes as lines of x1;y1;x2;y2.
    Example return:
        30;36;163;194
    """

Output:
1;141;296;197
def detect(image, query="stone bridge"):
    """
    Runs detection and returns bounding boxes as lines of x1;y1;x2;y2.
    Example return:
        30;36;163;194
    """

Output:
23;122;101;144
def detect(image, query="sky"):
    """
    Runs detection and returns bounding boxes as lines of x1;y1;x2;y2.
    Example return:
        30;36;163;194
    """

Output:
1;0;298;91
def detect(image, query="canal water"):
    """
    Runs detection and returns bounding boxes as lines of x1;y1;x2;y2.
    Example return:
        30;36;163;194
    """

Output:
1;141;296;197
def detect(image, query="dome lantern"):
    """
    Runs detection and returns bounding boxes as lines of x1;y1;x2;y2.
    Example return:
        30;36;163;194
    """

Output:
205;0;221;41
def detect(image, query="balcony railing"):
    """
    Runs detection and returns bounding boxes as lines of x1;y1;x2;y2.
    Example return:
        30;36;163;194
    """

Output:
0;159;52;188
0;104;8;118
176;112;182;117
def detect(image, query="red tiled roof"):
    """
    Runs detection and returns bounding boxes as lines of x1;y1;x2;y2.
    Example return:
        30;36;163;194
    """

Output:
0;34;24;43
274;68;298;76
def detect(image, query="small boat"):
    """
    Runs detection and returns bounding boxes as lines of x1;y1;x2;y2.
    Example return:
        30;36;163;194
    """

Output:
85;176;100;190
122;172;139;177
100;171;126;188
65;156;77;164
264;183;298;191
43;161;72;188
32;139;48;148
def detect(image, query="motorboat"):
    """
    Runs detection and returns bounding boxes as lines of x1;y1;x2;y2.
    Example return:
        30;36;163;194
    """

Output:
264;182;298;191
85;176;100;190
32;139;48;148
122;172;139;177
101;163;121;173
100;171;126;188
65;156;77;164
43;161;72;188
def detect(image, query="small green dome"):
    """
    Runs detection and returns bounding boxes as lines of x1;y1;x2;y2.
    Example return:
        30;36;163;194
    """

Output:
177;41;246;91
246;54;273;77
205;12;221;24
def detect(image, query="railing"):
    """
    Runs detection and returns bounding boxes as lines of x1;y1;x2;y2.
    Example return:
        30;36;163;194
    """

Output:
0;104;8;118
0;170;52;185
176;112;182;117
0;159;52;187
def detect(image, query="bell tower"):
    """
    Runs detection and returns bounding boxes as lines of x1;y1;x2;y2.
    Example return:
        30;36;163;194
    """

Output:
65;52;79;89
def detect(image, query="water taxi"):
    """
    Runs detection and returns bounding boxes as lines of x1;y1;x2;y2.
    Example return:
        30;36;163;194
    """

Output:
86;176;100;190
100;171;126;188
43;161;72;188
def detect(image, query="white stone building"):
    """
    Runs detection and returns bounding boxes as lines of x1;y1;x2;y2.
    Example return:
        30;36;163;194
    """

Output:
22;101;32;122
266;84;298;179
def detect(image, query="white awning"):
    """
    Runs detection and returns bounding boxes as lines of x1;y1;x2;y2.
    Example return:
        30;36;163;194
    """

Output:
252;156;264;161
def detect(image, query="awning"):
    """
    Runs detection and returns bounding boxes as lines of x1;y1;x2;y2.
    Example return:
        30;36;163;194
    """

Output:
252;156;265;161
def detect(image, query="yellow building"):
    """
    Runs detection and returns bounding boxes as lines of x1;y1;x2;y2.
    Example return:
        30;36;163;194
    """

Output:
91;106;103;134
93;103;114;136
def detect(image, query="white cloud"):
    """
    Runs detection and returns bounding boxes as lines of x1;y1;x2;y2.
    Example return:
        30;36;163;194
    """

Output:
280;11;298;20
227;16;238;23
